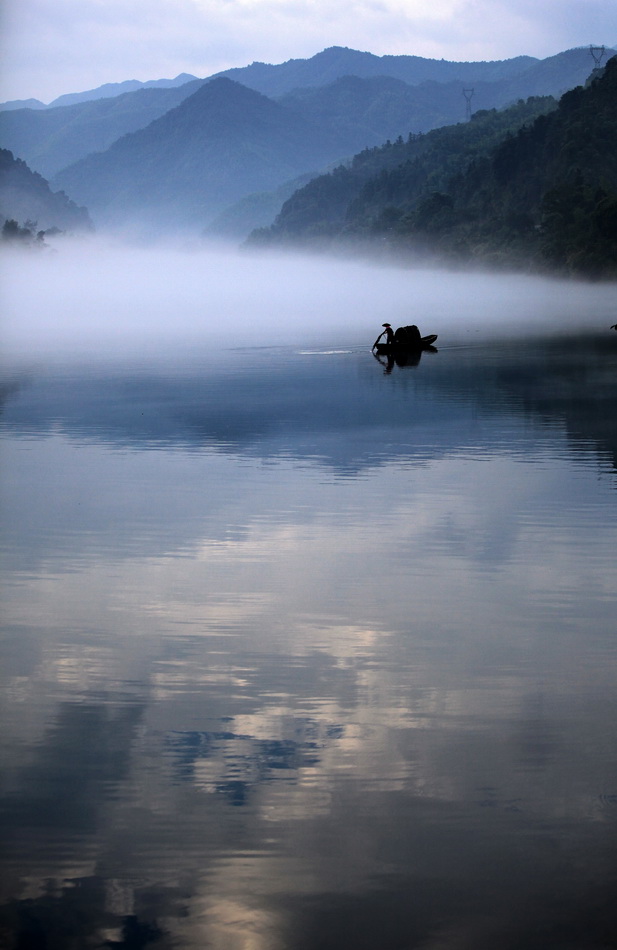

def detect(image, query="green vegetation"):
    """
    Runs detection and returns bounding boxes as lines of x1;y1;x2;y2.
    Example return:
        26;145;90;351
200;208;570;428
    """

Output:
216;45;563;99
1;217;44;245
0;148;93;235
3;46;614;246
250;57;617;278
250;96;557;241
2;46;607;237
0;82;205;179
50;78;361;230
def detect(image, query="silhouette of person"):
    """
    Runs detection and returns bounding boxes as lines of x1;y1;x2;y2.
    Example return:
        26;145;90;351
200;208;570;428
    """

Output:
373;323;394;348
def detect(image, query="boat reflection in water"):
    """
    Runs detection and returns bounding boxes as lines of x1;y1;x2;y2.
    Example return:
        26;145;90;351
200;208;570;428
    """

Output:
1;332;617;949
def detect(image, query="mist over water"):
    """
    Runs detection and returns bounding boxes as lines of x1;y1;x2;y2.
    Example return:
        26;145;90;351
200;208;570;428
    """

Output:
2;237;616;363
1;237;617;949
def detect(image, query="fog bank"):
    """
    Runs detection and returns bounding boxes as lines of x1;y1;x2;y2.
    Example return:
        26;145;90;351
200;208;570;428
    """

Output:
2;238;616;363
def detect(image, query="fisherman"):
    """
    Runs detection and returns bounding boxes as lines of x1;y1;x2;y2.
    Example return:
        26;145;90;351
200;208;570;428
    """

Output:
373;323;394;348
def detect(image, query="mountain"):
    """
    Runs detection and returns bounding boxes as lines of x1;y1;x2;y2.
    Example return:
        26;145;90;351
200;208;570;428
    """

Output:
495;47;613;99
212;46;539;97
276;49;603;147
203;74;504;239
45;54;617;236
279;75;462;143
47;73;198;108
50;78;355;230
249;95;558;242
251;58;617;277
0;74;198;111
0;80;206;178
0;148;92;233
2;45;613;238
441;58;617;276
0;98;47;112
204;172;318;238
2;46;610;184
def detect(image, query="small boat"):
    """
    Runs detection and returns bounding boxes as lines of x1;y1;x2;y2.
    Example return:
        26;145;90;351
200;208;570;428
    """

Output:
374;334;438;355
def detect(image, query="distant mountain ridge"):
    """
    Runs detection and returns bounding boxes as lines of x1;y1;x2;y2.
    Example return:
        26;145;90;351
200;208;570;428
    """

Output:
251;57;617;277
0;98;47;112
48;73;198;108
250;95;559;243
0;74;198;111
0;80;207;178
1;44;614;242
2;45;612;181
51;78;354;229
212;45;539;96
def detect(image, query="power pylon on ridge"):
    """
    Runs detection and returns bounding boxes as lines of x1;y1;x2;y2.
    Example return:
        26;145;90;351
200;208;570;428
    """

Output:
463;88;475;121
589;45;606;68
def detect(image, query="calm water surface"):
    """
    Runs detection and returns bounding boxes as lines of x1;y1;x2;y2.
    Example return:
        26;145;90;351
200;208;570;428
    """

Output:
1;327;617;949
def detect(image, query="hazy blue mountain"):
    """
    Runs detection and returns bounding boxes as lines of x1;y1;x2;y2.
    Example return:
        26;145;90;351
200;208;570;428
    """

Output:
47;73;198;108
252;56;617;277
205;75;492;239
51;56;614;237
0;80;206;178
4;45;612;237
0;148;92;232
0;74;198;112
51;78;355;230
2;45;610;186
492;46;616;99
0;68;541;184
212;45;538;96
280;74;460;140
249;95;558;244
185;52;617;239
0;98;47;112
279;47;616;130
204;172;318;238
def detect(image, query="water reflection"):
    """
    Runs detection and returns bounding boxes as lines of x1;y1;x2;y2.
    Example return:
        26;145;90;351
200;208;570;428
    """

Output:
3;334;617;460
1;336;617;949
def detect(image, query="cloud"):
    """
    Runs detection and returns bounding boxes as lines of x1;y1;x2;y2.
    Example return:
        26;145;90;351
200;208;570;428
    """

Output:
0;0;615;102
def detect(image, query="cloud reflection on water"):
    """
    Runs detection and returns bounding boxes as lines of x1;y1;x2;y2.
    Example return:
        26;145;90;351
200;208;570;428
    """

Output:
1;249;617;948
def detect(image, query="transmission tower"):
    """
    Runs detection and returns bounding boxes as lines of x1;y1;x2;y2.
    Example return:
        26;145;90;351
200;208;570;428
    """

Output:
589;45;606;68
462;88;475;121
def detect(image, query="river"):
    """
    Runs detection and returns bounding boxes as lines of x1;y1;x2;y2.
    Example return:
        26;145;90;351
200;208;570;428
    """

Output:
1;244;616;949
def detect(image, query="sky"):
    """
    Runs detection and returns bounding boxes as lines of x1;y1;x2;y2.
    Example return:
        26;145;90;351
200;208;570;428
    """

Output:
0;0;615;104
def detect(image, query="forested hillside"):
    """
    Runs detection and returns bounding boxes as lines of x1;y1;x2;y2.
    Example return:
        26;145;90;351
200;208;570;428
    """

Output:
214;45;537;97
251;58;617;278
0;46;606;193
0;80;206;178
0;148;92;236
249;97;558;240
1;45;613;245
50;78;353;230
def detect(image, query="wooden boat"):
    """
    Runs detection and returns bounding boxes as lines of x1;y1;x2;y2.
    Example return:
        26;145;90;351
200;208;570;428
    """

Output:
374;334;438;355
